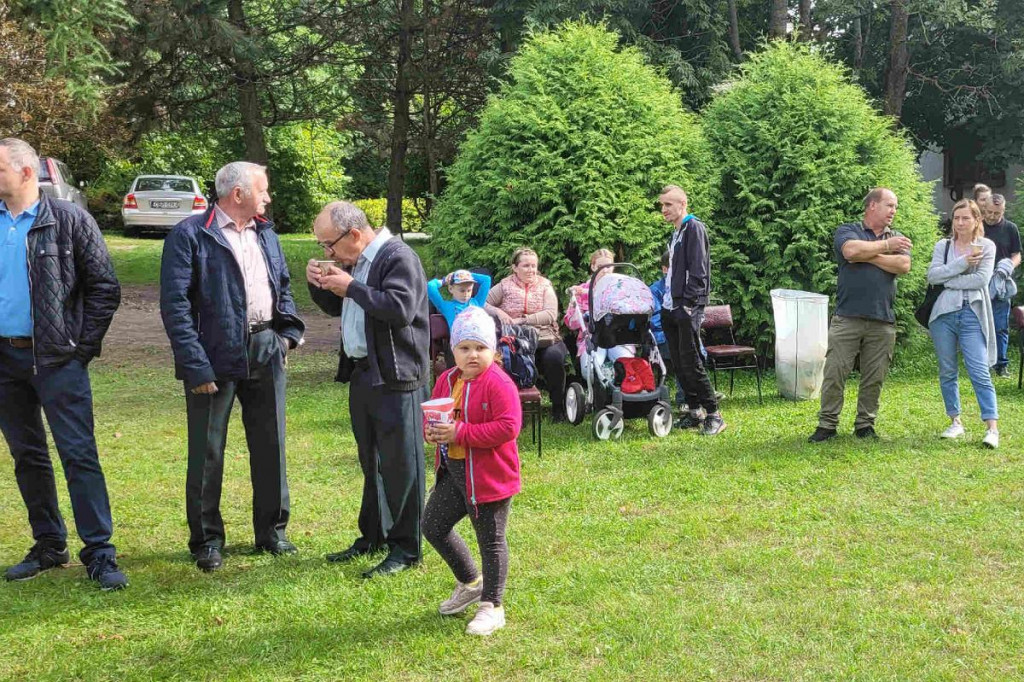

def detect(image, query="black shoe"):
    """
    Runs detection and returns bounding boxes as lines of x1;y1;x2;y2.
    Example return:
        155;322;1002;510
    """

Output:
994;366;1010;378
326;545;376;563
361;558;415;579
86;555;128;591
808;427;837;443
4;544;70;582
193;546;223;572
700;412;727;436
854;425;879;440
676;409;704;429
256;540;297;556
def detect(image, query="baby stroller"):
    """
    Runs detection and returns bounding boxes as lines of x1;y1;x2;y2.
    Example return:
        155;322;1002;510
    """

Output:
564;263;674;440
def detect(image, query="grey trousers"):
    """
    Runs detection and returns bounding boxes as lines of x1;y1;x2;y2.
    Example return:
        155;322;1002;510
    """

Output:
184;329;291;553
817;315;897;430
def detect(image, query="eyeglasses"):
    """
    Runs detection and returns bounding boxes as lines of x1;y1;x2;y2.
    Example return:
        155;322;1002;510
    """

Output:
316;230;349;253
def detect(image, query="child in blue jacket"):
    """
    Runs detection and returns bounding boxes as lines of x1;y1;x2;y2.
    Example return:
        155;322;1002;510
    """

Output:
428;269;492;329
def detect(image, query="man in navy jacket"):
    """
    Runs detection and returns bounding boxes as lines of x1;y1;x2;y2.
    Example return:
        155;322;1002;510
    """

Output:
160;162;304;572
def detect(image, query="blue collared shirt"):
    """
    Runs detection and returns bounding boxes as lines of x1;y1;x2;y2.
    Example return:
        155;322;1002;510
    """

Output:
0;199;40;337
341;227;392;358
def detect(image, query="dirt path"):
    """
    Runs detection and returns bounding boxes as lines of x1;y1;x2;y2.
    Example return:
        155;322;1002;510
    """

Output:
105;285;340;354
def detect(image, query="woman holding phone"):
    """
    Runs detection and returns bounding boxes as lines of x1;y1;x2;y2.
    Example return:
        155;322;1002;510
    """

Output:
926;198;1000;448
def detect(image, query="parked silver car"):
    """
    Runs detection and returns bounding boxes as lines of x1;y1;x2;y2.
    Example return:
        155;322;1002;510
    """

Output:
39;157;88;210
122;175;208;235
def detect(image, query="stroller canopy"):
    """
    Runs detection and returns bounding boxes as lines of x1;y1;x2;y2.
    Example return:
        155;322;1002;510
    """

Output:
592;273;654;322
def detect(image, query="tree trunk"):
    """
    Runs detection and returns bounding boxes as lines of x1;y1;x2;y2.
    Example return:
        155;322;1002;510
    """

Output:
853;16;864;72
883;0;910;118
386;0;415;235
769;0;788;39
727;0;743;60
798;0;812;41
226;0;268;167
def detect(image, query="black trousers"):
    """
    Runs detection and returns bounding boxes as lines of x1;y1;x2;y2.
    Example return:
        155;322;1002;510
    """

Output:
348;364;428;564
662;307;718;414
184;329;290;553
0;345;115;565
536;341;568;416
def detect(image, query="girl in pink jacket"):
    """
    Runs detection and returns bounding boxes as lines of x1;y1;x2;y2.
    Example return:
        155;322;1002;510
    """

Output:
423;306;522;636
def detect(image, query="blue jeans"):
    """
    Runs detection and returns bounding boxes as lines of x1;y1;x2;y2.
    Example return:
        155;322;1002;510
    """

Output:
930;304;999;421
991;297;1011;371
0;345;115;564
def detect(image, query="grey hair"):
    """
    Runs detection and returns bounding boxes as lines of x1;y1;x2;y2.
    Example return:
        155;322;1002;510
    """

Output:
990;193;1006;207
0;138;40;175
215;161;266;199
329;202;373;235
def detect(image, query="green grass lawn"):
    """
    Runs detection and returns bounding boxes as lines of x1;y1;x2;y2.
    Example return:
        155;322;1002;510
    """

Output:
0;236;1022;680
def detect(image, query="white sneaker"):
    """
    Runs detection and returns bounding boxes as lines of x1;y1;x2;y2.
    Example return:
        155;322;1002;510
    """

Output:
982;429;999;449
439;578;483;615
941;422;965;439
465;601;505;636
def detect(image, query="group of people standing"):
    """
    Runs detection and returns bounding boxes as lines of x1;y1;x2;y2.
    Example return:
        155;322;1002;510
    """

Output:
0;132;1018;634
809;185;1019;448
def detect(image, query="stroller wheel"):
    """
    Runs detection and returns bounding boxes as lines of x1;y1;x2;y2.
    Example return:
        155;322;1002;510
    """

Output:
565;382;586;425
648;402;673;438
592;408;624;441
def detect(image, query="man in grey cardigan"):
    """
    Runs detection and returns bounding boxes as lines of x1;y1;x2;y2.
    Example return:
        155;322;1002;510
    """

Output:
306;202;430;578
809;188;912;443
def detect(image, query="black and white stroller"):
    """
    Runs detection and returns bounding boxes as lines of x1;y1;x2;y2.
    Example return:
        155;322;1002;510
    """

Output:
564;263;674;439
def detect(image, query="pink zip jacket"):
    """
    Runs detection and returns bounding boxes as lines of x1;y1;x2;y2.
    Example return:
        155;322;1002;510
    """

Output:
430;362;522;507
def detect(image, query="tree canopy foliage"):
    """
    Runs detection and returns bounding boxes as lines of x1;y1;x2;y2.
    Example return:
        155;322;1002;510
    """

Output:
428;22;717;291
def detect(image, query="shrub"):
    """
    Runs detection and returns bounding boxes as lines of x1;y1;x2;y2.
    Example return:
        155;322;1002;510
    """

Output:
427;21;717;295
353;198;424;233
703;42;938;350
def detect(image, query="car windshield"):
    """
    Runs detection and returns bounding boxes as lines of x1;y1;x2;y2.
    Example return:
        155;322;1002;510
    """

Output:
38;160;51;181
135;178;194;193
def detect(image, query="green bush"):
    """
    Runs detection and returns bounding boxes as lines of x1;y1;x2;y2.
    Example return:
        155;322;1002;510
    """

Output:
427;21;718;295
88;123;349;233
353;198;424;233
703;42;938;350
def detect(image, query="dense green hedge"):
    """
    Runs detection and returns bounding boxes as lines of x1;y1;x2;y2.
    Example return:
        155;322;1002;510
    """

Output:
88;123;350;233
428;21;718;295
703;42;938;350
353;198;424;233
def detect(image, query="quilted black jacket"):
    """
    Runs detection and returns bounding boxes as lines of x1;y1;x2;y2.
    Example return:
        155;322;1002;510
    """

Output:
27;194;121;367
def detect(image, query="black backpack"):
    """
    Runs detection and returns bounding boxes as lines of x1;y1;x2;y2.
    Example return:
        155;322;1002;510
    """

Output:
497;322;538;388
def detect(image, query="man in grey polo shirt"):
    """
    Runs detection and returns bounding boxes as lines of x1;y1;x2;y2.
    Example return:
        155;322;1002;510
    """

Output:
809;187;912;442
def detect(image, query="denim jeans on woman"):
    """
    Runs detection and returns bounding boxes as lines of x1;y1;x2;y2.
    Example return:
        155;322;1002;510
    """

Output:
930;303;998;421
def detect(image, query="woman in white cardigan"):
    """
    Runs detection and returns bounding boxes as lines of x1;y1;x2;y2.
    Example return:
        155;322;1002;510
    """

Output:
927;198;999;448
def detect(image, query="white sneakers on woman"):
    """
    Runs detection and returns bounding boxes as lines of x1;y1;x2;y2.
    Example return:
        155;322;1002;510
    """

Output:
465;602;506;636
941;421;965;439
940;420;999;449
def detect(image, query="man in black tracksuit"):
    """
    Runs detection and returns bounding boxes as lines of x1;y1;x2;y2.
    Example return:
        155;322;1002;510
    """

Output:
307;201;430;578
657;185;726;436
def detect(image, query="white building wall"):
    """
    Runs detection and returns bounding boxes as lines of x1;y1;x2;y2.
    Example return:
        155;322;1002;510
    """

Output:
918;148;1023;220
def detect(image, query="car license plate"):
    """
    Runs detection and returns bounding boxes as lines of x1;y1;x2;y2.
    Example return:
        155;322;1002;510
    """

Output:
150;200;180;209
